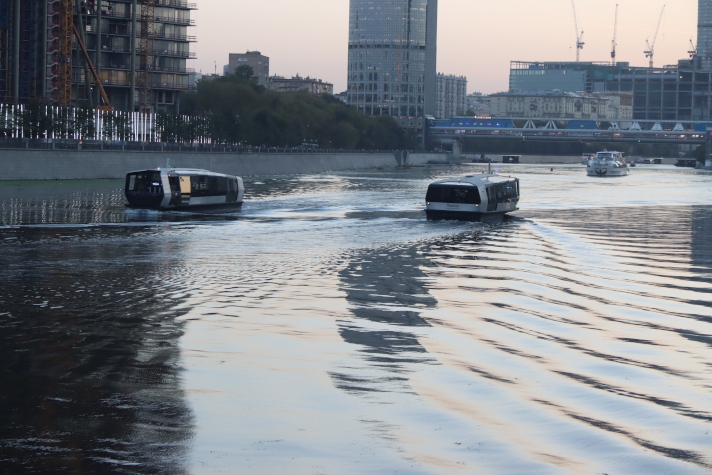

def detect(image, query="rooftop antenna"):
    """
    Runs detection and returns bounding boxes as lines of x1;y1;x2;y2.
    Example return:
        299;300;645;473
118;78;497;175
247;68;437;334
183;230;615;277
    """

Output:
644;5;666;68
611;4;619;66
571;0;585;62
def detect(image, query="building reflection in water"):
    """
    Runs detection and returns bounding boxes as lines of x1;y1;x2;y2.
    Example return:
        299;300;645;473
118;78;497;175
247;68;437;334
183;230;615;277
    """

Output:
0;225;193;473
333;241;440;395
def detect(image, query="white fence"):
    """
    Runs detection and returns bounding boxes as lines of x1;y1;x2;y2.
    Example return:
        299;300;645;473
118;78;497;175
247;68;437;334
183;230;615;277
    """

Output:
0;104;213;143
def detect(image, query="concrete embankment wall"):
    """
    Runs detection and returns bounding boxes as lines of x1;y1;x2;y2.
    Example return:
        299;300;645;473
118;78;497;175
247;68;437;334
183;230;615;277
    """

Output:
0;150;449;181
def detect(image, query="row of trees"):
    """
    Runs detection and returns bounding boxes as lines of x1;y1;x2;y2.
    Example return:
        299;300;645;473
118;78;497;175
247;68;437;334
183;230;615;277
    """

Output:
172;67;416;150
0;66;415;150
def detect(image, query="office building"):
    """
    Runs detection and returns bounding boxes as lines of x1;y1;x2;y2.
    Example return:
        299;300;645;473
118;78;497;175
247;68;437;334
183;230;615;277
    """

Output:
700;0;712;69
489;91;610;120
509;61;625;93
346;0;438;125
269;75;333;95
226;51;269;88
0;0;196;112
435;73;467;119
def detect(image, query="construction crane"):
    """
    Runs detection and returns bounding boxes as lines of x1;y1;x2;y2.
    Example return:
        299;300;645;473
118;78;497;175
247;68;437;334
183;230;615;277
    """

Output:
571;0;585;62
137;0;157;114
57;0;113;110
688;37;697;59
611;4;619;66
644;5;665;68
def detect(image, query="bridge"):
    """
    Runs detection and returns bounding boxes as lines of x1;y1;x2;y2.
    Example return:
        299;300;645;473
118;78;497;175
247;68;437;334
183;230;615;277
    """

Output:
427;118;710;145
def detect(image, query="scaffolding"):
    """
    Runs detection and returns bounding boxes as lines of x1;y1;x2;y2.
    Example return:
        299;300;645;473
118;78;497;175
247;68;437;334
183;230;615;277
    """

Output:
57;0;72;106
137;0;156;113
0;0;10;102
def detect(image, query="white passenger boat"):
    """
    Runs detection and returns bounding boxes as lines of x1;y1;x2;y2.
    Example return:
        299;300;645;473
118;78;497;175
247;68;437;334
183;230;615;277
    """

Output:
125;167;244;211
587;151;629;177
425;173;519;221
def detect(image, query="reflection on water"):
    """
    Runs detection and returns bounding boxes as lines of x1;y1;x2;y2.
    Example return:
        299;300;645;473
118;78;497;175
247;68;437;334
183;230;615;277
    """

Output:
334;243;437;396
0;226;193;473
1;165;712;473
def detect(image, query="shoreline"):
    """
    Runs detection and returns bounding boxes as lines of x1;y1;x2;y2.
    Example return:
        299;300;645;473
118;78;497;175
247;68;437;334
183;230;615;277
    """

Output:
0;149;681;180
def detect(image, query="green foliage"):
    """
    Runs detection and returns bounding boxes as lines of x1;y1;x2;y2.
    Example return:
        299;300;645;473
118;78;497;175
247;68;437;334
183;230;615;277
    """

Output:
231;65;259;85
178;76;412;149
693;144;706;162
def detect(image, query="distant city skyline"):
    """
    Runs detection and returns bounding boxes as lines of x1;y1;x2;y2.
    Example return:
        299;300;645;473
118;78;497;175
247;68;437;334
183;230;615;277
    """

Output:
194;0;697;94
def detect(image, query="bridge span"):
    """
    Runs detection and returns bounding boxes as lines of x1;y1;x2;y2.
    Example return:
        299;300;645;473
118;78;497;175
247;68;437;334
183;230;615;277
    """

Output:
427;118;709;145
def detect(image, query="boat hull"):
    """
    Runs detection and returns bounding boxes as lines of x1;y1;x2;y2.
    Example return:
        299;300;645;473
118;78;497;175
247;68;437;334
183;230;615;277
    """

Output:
126;202;243;213
586;167;629;177
425;209;513;222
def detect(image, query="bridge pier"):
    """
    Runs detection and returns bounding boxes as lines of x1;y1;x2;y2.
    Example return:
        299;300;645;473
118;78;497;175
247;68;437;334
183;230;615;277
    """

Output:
451;139;462;163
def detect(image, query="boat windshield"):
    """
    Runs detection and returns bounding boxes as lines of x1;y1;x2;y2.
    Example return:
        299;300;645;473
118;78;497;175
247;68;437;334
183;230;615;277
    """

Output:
126;171;162;192
596;152;617;159
426;185;481;204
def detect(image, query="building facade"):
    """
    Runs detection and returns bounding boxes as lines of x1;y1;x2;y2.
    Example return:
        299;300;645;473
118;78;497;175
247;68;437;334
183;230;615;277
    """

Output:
489;91;609;120
0;0;196;112
269;75;333;95
435;73;467;119
226;51;270;88
700;0;712;69
346;0;438;124
509;61;623;93
509;60;712;125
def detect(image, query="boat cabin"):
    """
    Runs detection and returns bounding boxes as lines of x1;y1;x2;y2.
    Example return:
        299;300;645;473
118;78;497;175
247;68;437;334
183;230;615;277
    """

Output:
425;174;519;221
125;168;244;210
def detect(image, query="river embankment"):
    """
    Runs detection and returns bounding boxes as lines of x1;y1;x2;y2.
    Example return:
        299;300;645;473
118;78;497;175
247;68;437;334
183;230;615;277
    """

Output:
0;149;680;180
0;150;450;180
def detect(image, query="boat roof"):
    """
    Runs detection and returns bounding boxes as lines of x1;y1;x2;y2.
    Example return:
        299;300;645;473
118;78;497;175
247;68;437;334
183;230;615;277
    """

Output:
429;174;517;187
126;168;237;178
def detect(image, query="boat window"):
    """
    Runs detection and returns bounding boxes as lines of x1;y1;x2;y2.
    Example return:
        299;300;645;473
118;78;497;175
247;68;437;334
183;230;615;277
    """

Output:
190;175;230;197
486;180;519;206
126;171;162;193
426;185;480;204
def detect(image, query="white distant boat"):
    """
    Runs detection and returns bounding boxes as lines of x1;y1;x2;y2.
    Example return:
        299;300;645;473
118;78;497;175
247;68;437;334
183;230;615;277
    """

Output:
587;151;629;177
425;173;519;221
581;153;594;165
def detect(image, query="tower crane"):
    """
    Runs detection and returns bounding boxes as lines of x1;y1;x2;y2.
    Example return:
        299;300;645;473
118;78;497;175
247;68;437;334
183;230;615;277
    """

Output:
571;0;585;62
644;5;665;68
688;38;697;59
611;4;618;66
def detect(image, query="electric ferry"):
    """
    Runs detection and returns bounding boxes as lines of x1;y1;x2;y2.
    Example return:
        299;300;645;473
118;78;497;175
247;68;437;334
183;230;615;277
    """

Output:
125;167;244;211
425;173;519;221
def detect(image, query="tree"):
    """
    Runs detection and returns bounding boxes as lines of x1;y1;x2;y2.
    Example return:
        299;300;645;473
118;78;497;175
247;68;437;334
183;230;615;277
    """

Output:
232;65;259;85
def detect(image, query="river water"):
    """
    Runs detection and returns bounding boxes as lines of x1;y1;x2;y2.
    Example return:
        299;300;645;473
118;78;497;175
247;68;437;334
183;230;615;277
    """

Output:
1;163;711;474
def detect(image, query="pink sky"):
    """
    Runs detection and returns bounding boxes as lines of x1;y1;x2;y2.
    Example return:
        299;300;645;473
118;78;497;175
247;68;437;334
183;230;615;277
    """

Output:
192;0;697;94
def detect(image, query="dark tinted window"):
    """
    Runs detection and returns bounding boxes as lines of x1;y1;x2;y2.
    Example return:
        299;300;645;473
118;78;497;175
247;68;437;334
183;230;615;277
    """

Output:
190;175;230;197
426;185;481;204
126;171;162;193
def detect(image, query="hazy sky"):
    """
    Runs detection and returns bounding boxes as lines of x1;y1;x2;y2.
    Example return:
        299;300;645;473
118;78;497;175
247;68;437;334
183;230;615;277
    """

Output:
193;0;698;94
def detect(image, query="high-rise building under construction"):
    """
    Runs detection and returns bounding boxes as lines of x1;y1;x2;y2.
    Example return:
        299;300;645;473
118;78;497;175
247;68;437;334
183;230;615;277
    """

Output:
0;0;195;112
699;0;712;69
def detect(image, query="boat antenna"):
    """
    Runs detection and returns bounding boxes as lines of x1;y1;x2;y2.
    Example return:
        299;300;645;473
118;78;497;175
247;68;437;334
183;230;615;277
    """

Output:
488;162;492;174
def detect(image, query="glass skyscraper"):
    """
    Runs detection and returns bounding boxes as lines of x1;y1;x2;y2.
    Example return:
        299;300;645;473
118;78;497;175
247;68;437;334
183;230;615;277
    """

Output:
700;0;712;69
347;0;438;120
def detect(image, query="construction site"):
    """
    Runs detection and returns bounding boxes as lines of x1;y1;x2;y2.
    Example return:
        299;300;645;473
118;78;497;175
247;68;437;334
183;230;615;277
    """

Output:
0;0;195;112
